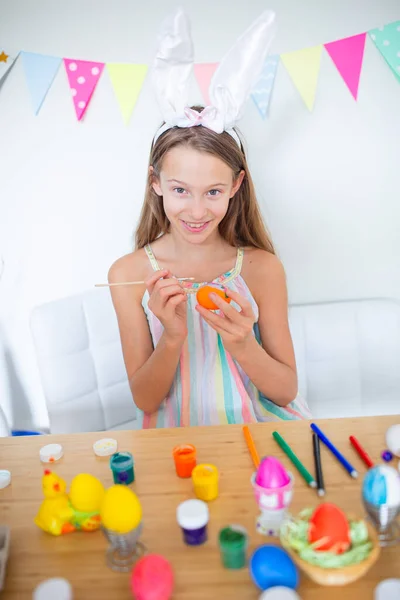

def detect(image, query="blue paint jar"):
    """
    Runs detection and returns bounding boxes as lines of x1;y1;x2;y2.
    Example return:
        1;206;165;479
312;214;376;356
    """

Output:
110;451;134;485
176;499;209;546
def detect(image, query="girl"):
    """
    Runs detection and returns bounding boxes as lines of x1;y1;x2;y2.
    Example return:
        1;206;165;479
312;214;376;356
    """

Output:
108;9;311;427
108;107;311;427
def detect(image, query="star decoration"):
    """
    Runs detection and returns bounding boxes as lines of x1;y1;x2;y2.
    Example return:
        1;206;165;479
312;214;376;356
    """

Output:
0;51;9;63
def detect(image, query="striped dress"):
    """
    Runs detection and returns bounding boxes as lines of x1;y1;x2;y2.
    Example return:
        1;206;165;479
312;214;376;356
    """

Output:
138;245;311;428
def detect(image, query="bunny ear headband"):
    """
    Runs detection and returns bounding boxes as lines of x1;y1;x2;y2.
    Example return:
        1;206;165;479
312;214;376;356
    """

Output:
152;8;276;147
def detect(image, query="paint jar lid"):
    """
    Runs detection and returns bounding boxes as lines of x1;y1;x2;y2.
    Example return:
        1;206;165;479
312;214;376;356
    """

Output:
93;438;118;457
40;443;63;463
0;470;11;489
177;499;209;530
33;578;73;600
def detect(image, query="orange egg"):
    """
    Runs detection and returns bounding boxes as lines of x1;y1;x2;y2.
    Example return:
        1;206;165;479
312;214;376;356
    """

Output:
196;285;231;310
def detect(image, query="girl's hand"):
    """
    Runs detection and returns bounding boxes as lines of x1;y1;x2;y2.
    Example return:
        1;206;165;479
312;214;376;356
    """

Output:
146;270;188;344
195;288;256;357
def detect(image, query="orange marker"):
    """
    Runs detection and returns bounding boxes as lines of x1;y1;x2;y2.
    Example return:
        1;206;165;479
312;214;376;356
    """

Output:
243;426;260;469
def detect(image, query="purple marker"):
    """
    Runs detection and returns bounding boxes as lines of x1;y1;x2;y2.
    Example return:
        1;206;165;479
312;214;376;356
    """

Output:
177;499;209;546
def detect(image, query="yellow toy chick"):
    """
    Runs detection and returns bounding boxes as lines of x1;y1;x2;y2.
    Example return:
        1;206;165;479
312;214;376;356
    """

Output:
35;470;75;536
35;470;105;536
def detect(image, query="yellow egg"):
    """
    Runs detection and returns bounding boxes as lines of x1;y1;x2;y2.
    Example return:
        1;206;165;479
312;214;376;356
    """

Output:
69;474;105;513
101;485;142;534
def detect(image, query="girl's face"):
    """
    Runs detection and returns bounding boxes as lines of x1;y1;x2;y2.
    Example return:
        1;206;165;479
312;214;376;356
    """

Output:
151;146;244;245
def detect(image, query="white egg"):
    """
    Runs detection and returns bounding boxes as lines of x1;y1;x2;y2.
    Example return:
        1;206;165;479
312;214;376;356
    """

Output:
374;579;400;600
386;424;400;457
259;588;301;600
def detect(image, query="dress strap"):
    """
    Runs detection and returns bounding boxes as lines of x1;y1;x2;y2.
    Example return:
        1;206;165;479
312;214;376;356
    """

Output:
233;247;244;277
144;244;161;272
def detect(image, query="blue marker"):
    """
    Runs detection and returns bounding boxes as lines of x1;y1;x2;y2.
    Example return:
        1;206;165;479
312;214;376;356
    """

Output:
311;423;358;479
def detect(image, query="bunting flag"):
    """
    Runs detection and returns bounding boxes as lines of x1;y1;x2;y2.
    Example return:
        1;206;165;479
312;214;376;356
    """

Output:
251;55;279;118
21;52;61;114
0;48;18;87
107;63;148;124
194;63;218;105
63;58;105;121
369;21;400;84
280;46;322;111
0;20;399;123
324;33;366;100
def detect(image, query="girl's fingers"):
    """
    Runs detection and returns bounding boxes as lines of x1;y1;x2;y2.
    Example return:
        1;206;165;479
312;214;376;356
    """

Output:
209;293;241;322
224;288;254;318
157;284;186;303
196;305;235;334
146;269;170;294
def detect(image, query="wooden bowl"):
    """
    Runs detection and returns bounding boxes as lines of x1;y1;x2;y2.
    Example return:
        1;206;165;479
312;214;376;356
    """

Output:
280;516;381;586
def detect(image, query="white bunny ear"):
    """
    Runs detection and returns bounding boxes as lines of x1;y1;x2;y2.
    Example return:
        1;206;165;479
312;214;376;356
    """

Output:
209;10;276;130
151;8;194;124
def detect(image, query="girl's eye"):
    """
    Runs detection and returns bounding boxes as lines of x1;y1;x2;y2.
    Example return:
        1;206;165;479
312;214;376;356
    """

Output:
173;187;186;194
208;189;221;197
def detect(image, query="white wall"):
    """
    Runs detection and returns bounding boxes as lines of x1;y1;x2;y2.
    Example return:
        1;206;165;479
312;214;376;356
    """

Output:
0;0;399;430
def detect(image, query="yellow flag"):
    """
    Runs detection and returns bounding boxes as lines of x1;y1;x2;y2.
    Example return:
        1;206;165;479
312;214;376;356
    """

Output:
280;46;322;111
107;63;148;124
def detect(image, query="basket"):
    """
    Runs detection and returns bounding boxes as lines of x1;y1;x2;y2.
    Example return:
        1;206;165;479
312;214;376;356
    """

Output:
280;514;380;586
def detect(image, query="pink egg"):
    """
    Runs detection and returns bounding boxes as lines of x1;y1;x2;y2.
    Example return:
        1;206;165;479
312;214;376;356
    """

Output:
131;554;174;600
255;456;291;489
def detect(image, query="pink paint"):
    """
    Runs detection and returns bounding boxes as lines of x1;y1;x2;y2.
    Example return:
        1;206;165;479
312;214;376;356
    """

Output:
324;33;366;100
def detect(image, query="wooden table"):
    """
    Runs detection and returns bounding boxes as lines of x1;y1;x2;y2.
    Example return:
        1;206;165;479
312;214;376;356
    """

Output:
0;416;399;599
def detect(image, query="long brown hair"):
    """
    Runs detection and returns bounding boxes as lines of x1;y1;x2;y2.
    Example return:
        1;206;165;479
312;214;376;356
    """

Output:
135;106;275;254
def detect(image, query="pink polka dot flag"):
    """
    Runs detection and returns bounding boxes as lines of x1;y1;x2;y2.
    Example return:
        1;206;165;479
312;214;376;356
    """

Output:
63;58;105;120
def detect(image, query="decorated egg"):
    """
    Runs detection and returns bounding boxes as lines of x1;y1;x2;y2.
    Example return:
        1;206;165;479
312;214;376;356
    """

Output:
131;554;174;600
255;457;291;489
308;503;350;554
362;465;400;507
100;485;142;534
385;424;400;458
249;545;299;591
196;284;231;310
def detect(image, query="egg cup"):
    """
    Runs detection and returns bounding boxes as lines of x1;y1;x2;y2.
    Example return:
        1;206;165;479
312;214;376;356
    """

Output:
102;523;146;572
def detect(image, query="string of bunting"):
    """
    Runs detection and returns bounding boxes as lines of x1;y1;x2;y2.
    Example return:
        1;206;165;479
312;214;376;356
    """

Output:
0;20;399;123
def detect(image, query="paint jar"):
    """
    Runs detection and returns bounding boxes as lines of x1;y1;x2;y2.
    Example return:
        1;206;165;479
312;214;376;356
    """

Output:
110;452;134;485
192;464;219;501
173;444;197;478
176;499;209;546
218;525;248;569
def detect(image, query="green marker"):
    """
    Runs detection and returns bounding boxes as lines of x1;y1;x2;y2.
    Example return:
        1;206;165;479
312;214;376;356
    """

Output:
272;431;317;488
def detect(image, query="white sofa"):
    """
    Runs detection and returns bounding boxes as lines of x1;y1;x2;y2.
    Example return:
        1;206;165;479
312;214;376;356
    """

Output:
30;291;400;433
